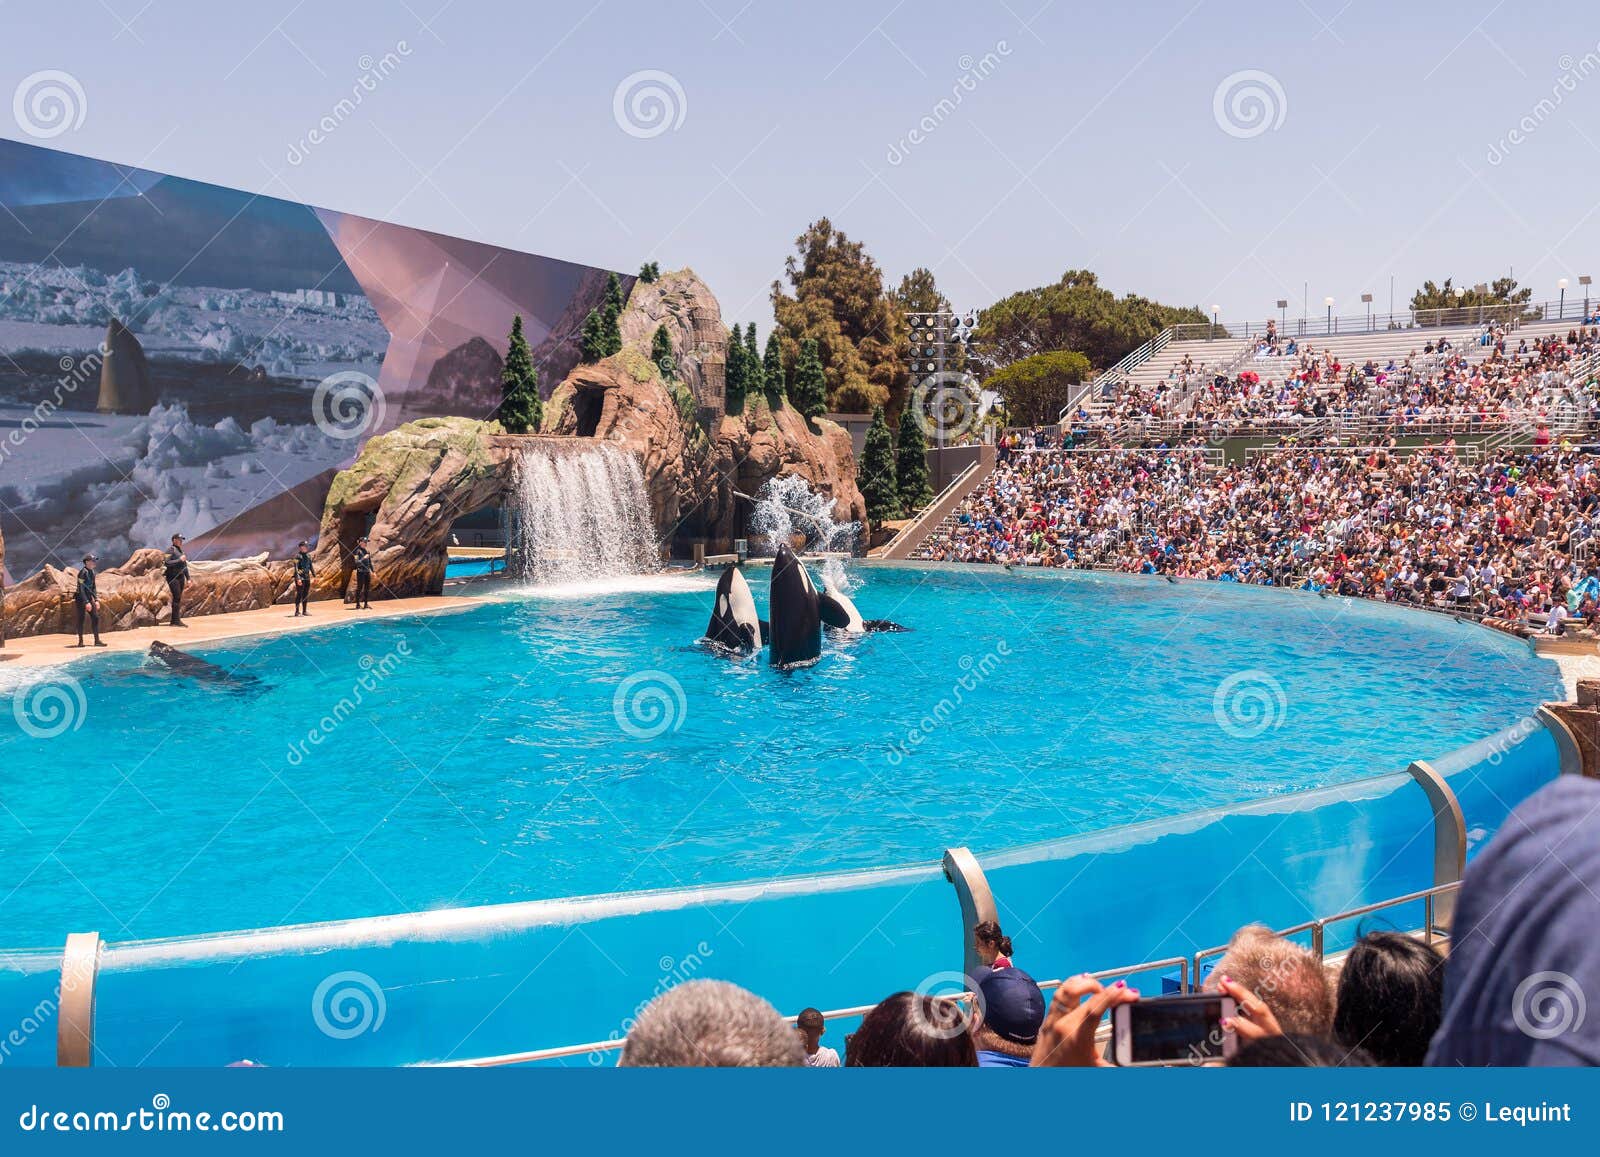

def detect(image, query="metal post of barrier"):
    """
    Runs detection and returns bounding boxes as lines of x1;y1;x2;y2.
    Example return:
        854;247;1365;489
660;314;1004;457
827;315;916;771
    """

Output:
57;931;100;1067
1405;760;1465;931
1535;705;1585;778
942;847;997;981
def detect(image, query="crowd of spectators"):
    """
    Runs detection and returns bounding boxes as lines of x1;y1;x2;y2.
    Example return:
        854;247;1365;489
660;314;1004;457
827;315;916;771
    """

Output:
1059;323;1600;442
916;440;1600;633
614;776;1599;1067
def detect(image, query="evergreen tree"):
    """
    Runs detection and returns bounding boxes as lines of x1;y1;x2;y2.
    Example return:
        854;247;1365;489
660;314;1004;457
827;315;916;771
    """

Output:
895;401;933;512
763;329;786;402
499;314;541;433
602;304;623;357
651;324;676;379
791;337;827;420
724;325;748;413
579;308;608;363
743;323;764;400
604;271;625;313
860;406;902;525
638;261;660;283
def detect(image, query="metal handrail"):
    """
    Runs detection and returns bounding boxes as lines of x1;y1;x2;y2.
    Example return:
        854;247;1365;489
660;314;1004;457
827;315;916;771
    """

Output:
1189;881;1462;990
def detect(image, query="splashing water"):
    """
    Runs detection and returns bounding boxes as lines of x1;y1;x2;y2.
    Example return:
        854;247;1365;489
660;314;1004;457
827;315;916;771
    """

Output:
748;475;860;557
506;443;659;585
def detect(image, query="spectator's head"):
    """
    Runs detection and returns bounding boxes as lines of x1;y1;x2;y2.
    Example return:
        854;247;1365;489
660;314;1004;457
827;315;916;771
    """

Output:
1333;931;1444;1066
618;980;804;1067
1428;776;1600;1065
1208;924;1334;1036
972;967;1046;1061
795;1007;825;1052
845;992;978;1067
1229;1033;1375;1067
973;920;1012;965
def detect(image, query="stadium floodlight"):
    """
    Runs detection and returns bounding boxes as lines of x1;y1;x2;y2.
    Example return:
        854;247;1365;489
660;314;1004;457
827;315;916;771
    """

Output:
1582;275;1593;318
1560;277;1570;319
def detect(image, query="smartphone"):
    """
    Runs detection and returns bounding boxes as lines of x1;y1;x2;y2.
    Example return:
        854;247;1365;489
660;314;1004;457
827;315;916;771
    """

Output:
1110;993;1237;1066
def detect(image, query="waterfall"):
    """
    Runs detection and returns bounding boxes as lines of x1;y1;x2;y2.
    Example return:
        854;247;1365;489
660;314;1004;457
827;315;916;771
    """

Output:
506;444;659;584
748;475;860;557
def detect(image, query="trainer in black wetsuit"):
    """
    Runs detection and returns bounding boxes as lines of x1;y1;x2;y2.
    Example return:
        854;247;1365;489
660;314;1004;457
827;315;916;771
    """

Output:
351;536;373;609
75;554;106;647
293;541;314;617
164;533;189;627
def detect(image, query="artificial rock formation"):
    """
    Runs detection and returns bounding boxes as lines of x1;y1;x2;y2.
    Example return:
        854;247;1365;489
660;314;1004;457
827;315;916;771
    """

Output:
1;550;291;638
549;269;865;550
309;416;521;599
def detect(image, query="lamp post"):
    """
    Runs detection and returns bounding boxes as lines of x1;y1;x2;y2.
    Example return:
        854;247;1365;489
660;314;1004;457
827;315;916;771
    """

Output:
1582;275;1593;321
1276;298;1288;334
1211;304;1220;340
1324;297;1334;335
1361;293;1373;332
1559;278;1569;321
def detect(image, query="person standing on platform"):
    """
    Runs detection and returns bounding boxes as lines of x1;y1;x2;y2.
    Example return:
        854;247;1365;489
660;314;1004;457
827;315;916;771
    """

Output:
75;554;106;647
351;536;374;610
293;541;315;616
164;533;189;627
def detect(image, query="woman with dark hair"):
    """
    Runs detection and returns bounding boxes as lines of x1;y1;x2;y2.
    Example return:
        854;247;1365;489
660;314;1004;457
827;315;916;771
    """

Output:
1333;931;1444;1066
974;921;1013;969
844;992;978;1067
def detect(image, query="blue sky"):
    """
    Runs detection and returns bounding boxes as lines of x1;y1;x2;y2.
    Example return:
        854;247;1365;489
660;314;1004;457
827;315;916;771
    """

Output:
4;0;1599;329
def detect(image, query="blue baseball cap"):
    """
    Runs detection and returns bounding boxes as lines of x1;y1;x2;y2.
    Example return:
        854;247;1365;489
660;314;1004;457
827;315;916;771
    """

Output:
977;967;1046;1045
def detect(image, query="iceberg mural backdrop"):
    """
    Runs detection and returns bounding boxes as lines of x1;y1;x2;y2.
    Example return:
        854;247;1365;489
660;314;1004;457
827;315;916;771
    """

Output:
0;138;619;581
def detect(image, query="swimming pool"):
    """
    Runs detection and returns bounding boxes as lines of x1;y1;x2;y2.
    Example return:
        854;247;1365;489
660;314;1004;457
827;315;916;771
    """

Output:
0;564;1560;949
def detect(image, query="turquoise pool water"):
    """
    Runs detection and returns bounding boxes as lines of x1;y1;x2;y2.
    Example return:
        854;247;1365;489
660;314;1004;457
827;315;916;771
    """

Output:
445;557;504;579
0;564;1561;953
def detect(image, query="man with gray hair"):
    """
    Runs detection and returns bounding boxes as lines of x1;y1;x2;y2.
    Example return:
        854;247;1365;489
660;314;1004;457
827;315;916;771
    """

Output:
1206;923;1334;1036
618;980;805;1067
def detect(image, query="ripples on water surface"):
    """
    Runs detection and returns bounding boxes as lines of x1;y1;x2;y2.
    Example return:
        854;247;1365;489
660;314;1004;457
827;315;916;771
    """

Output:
0;565;1560;946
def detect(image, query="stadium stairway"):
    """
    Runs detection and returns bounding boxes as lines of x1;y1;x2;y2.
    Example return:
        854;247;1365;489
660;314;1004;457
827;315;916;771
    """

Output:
876;444;997;560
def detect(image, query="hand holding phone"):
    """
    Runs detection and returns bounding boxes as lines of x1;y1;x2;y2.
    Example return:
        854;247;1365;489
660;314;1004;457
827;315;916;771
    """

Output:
1030;975;1141;1067
1110;992;1238;1066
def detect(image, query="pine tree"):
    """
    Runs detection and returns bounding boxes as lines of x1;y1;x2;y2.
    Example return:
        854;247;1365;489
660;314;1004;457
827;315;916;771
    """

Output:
651;324;676;379
791;337;827;419
860;406;902;525
763;330;785;402
895;401;933;512
743;323;764;400
580;309;607;363
638;261;659;283
602;303;623;357
724;325;748;414
499;314;541;433
604;271;625;313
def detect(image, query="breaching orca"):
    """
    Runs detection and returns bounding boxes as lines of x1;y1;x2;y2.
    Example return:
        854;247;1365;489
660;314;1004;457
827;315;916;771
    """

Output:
768;545;852;667
821;577;908;635
147;641;259;688
702;566;765;654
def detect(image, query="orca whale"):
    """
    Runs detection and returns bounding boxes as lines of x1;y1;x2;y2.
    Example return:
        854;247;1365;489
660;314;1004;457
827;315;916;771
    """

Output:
147;641;260;688
768;545;852;667
702;566;765;653
821;577;908;635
